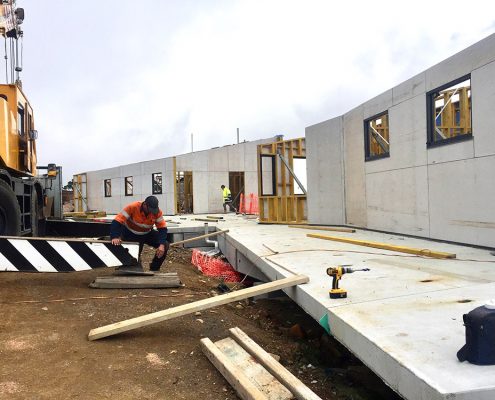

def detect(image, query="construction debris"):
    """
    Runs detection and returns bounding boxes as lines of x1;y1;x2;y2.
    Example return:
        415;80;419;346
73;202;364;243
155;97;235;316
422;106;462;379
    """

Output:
89;272;182;289
201;327;322;400
87;275;309;340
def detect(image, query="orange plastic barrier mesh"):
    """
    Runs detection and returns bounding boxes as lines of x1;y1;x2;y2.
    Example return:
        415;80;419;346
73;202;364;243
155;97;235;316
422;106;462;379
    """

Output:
191;249;243;282
238;193;259;215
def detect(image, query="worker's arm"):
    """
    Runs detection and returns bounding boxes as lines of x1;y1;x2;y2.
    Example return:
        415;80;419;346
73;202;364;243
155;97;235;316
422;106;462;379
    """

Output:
155;214;168;257
110;220;124;245
110;206;132;245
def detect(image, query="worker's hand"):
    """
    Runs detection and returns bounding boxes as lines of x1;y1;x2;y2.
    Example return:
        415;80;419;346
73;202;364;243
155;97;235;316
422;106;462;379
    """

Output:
111;238;122;246
155;244;165;258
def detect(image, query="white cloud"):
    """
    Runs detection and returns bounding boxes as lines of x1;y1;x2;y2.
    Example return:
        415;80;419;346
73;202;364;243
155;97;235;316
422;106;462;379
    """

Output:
18;0;495;183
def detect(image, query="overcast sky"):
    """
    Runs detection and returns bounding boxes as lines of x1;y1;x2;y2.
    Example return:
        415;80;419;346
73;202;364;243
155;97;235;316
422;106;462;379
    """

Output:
18;1;495;184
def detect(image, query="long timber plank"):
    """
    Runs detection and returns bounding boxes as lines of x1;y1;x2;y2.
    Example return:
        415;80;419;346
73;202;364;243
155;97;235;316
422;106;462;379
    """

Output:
88;274;309;340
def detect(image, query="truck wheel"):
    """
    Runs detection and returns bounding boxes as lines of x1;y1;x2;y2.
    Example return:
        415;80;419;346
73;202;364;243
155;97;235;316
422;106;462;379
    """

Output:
0;179;21;236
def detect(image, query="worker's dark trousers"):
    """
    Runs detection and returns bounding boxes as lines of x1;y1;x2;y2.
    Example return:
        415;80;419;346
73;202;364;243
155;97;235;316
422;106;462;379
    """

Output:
121;228;169;271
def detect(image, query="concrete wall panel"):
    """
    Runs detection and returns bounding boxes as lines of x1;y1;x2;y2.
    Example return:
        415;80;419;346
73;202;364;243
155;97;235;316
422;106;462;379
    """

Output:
306;117;345;225
192;171;209;214
366;166;429;236
367;94;427;174
426;33;495;92
207;172;229;213
428;156;495;247
472;60;495;157
244;171;258;196
426;139;474;165
208;148;229;171
363;89;393;120
228;144;245;172
392;72;426;105
343;106;367;226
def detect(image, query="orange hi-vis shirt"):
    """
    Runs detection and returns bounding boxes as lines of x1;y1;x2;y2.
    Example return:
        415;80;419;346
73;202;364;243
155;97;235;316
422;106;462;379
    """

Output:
114;201;166;235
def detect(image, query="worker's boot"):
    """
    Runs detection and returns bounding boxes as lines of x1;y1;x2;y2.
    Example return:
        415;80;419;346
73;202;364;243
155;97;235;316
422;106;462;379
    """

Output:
149;244;169;271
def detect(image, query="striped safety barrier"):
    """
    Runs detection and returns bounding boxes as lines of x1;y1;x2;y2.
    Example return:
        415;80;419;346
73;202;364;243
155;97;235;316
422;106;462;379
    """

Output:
0;236;139;272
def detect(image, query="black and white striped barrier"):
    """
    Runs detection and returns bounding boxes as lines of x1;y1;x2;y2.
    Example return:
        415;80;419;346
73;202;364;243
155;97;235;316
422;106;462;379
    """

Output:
0;236;139;272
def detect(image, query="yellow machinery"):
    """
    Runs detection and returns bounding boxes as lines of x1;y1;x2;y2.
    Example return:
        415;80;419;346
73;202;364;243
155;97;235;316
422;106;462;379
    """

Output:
0;1;60;236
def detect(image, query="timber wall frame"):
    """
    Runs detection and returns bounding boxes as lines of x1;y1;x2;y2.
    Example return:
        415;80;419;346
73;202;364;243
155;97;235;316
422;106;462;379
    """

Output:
257;137;307;224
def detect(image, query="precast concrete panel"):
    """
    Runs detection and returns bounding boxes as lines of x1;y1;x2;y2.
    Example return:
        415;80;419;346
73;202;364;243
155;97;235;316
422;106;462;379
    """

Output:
192;171;210;214
392;72;426;105
363;89;393;120
192;151;209;172
244;171;258;196
366;166;429;236
366;94;427;174
163;169;175;215
175;154;193;172
244;141;259;172
208;171;229;213
306;117;345;225
343;106;367;226
425;33;495;92
427;137;474;165
120;163;143;178
472;60;495;157
428;156;495;247
228;143;245;171
141;159;166;175
208;147;229;171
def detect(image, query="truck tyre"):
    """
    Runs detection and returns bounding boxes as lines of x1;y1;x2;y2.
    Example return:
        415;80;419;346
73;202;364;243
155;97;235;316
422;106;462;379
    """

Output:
0;179;21;236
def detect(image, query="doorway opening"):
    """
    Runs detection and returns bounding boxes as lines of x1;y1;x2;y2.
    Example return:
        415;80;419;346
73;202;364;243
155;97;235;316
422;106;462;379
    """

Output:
176;171;193;214
229;171;244;210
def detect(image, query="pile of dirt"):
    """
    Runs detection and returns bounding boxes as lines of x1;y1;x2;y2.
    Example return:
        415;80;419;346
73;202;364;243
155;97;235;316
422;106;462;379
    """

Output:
0;246;400;400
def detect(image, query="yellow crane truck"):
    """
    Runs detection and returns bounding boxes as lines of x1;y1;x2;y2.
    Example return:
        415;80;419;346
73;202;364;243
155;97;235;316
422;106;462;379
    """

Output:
0;1;61;236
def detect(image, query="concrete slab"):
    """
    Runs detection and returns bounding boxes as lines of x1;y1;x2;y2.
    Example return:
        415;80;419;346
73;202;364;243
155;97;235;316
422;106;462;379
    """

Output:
179;215;495;400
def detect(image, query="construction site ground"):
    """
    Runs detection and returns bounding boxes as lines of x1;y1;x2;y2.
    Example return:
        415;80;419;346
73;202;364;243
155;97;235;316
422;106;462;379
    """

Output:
0;246;398;400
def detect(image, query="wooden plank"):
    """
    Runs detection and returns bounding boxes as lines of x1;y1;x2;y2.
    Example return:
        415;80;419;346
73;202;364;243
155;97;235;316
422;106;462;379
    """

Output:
230;327;322;400
306;233;456;259
88;275;309;340
89;273;182;289
289;225;355;233
200;338;268;400
169;230;229;247
215;338;293;399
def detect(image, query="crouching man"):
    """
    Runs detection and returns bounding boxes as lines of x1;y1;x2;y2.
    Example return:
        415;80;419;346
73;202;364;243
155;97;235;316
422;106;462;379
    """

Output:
110;196;169;271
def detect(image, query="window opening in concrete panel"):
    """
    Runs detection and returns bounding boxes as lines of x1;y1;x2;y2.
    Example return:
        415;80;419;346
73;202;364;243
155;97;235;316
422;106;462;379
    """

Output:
260;155;276;196
364;111;390;161
104;179;111;197
125;176;133;196
152;173;162;194
427;75;472;147
176;171;193;213
292;157;307;195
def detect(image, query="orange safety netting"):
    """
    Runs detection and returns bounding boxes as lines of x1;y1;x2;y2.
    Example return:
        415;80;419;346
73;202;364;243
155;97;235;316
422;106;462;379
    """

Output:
191;249;243;282
238;193;259;215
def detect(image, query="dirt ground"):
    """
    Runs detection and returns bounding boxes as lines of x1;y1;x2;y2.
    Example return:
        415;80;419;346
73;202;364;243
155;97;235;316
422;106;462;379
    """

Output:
0;247;400;400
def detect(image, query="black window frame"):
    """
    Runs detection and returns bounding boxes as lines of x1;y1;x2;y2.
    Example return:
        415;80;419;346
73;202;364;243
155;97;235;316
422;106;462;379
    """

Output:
364;111;390;161
152;172;162;195
259;154;277;196
426;74;473;148
104;179;111;197
124;176;133;196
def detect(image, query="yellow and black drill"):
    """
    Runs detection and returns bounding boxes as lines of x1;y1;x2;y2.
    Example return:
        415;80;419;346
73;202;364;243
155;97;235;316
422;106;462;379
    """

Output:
326;266;370;299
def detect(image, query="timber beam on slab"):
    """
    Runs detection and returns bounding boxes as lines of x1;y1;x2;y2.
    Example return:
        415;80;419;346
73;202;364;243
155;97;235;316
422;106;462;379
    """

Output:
307;233;456;259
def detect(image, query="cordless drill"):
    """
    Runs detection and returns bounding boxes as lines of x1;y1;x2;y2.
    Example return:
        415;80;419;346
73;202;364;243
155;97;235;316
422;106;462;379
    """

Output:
326;266;370;299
